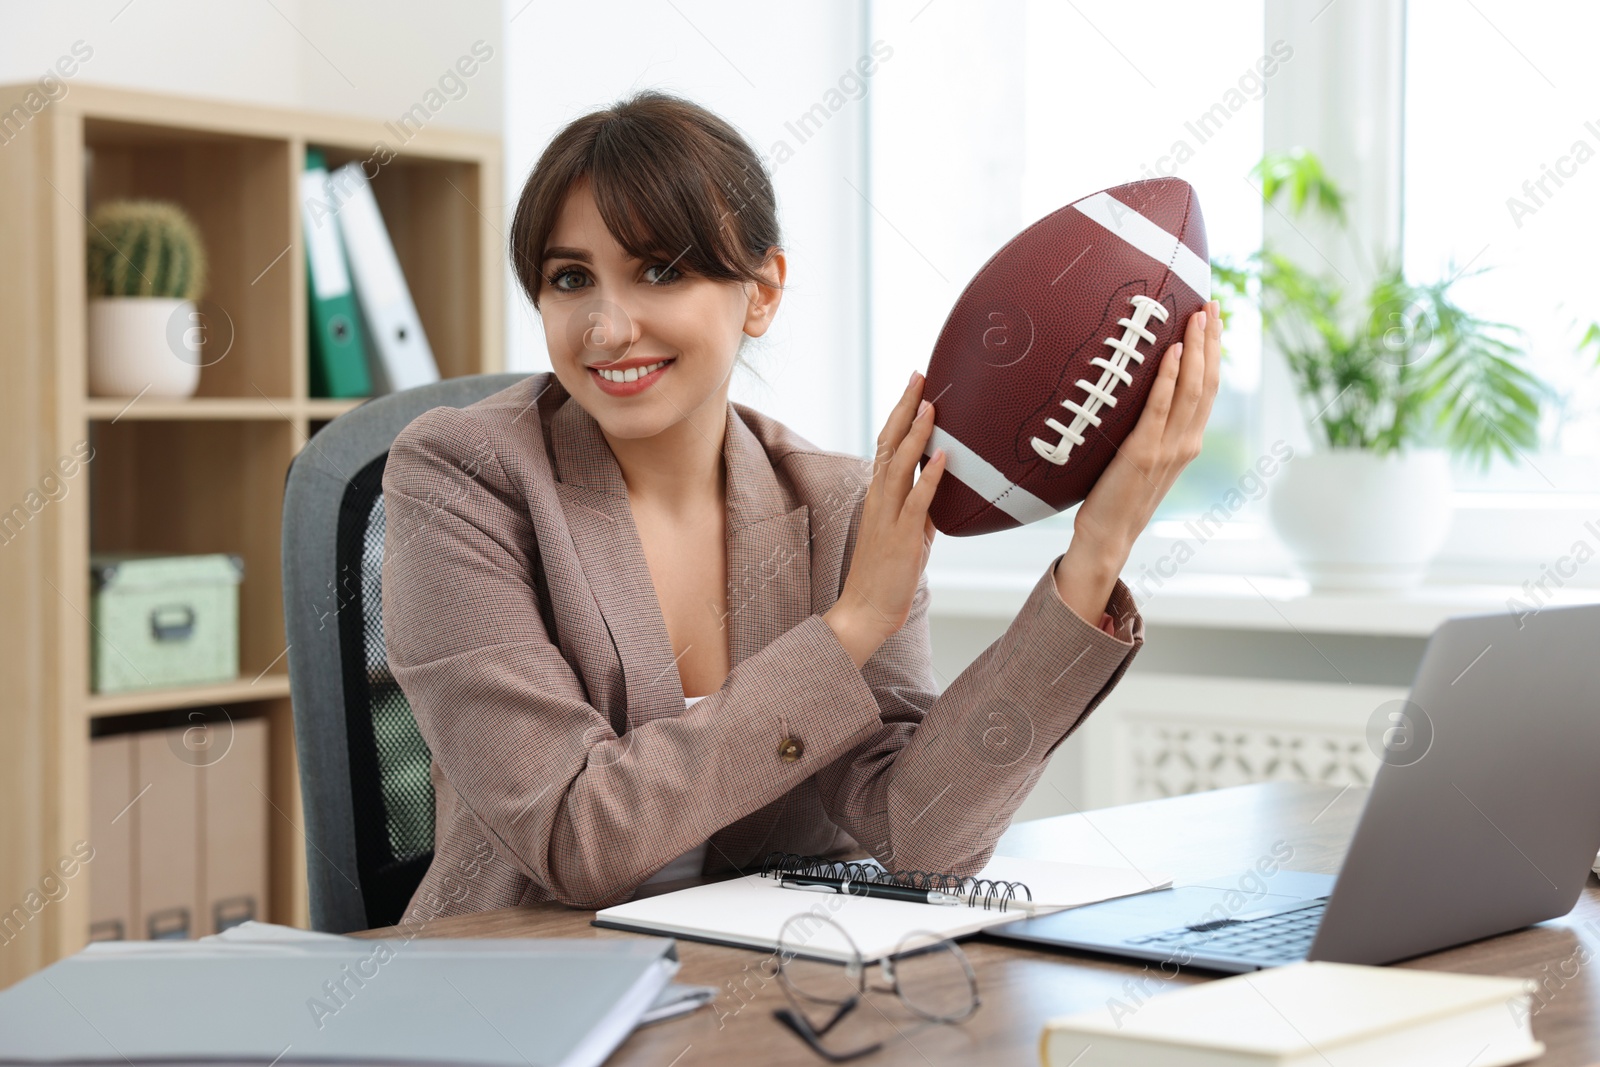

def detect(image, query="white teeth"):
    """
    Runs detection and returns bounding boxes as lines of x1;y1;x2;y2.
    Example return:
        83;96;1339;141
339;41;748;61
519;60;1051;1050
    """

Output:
596;360;668;383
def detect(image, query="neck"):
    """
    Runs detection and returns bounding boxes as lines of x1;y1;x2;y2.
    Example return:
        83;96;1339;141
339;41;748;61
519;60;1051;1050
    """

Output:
604;394;729;511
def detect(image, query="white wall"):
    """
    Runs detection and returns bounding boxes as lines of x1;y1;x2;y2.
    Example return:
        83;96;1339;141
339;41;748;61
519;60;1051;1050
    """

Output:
4;0;870;453
503;0;873;454
0;0;501;131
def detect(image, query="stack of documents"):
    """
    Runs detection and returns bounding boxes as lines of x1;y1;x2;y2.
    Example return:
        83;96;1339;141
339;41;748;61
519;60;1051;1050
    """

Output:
0;922;691;1067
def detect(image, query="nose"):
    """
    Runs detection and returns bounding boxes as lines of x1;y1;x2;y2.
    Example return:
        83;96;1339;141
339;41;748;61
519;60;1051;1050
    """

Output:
569;294;641;366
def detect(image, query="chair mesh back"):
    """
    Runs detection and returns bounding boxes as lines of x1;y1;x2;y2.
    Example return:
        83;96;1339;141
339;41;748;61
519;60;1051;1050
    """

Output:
336;453;435;928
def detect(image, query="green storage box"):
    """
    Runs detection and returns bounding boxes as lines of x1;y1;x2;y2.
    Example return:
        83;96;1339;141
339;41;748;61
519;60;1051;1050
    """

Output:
90;552;244;693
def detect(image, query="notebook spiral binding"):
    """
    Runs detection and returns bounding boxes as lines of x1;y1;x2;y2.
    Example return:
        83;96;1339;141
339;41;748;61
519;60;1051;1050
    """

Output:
759;851;1034;912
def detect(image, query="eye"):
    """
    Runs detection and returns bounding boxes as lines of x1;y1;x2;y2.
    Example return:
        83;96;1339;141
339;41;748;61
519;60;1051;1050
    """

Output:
546;266;586;292
544;261;682;291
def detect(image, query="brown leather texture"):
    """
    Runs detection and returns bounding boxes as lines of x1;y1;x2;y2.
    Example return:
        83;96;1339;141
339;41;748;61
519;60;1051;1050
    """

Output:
381;372;1145;917
925;176;1208;535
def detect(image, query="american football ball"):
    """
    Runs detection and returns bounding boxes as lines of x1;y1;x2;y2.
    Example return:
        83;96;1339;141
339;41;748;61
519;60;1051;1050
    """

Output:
920;176;1209;536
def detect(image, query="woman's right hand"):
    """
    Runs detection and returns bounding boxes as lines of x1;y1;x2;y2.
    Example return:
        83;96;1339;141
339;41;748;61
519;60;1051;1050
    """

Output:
824;370;947;668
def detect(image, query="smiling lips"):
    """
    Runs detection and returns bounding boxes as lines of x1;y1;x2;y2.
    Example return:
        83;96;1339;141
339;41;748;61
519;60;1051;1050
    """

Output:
587;357;674;396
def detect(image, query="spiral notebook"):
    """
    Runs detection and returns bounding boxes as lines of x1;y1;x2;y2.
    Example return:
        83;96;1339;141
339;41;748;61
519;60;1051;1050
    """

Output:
594;851;1171;962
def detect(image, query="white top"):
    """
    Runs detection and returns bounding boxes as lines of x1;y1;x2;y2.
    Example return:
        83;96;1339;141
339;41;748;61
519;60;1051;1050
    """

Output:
638;695;709;887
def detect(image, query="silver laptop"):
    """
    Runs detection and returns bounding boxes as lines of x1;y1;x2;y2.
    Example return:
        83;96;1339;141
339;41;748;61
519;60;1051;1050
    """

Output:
987;601;1600;973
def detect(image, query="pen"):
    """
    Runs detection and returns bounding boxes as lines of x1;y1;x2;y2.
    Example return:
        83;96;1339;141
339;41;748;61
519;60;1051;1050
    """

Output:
779;875;964;906
777;875;1050;914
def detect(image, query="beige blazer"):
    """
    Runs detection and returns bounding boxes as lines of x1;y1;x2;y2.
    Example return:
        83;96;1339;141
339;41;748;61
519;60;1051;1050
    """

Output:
380;372;1145;919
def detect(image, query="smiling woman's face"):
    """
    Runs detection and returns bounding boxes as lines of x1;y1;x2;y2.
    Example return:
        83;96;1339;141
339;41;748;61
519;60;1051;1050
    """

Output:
537;178;781;442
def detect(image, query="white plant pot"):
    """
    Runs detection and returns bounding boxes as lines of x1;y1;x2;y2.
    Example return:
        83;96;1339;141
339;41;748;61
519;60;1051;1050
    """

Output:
1268;448;1453;591
87;296;202;398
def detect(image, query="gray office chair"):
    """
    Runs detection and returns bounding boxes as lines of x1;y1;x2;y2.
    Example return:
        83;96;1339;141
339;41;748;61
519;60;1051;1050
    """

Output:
282;373;530;933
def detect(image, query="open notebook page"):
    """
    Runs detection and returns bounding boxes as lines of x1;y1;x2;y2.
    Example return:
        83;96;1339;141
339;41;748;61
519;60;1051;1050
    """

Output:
595;855;1171;963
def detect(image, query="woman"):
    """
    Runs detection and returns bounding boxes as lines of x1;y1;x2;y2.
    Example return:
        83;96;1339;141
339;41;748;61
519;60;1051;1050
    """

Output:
381;90;1221;918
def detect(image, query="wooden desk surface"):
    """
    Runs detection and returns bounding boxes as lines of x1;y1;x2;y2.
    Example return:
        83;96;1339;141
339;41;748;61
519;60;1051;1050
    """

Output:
355;783;1600;1066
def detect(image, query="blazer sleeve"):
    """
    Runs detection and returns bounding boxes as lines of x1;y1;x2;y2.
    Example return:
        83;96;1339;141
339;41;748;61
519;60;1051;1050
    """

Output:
381;407;903;909
812;553;1144;879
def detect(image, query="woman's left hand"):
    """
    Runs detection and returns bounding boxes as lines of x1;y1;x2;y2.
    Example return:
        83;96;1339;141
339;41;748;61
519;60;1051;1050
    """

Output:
1053;299;1223;621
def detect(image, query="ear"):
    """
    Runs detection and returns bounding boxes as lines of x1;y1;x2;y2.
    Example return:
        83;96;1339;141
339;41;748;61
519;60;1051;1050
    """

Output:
743;247;787;338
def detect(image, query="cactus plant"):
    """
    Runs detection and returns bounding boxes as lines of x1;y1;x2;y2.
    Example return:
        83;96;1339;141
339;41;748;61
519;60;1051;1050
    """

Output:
86;199;207;301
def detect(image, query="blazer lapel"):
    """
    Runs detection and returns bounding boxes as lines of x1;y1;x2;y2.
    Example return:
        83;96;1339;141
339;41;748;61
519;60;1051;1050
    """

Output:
711;406;813;872
549;399;678;734
548;396;812;742
721;406;811;671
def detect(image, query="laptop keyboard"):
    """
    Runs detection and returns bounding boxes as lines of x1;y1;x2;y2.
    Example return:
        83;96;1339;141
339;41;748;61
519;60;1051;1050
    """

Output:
1123;898;1328;961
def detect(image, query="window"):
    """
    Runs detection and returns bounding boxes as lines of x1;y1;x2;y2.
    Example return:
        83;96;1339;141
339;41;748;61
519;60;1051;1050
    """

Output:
867;0;1269;570
1403;0;1600;495
867;0;1599;583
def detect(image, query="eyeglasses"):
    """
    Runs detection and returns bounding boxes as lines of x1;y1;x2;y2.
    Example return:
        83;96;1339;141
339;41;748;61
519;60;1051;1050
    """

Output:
772;912;980;1062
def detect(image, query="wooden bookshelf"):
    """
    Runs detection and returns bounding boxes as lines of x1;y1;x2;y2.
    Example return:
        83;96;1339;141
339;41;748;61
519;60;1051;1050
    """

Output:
85;675;293;717
0;82;502;988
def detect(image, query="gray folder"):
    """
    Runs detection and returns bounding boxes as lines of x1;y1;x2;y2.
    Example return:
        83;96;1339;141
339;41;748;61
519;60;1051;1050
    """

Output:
0;937;679;1067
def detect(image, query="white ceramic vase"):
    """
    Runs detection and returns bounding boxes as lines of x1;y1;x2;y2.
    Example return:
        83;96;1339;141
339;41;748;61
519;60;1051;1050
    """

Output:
87;296;202;398
1268;447;1454;591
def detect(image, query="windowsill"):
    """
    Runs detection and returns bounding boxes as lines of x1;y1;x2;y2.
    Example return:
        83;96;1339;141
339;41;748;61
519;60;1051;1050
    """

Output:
924;493;1600;637
926;568;1600;637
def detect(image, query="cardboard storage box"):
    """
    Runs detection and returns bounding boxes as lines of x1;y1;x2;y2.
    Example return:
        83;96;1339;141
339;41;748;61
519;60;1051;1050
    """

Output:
90;552;243;693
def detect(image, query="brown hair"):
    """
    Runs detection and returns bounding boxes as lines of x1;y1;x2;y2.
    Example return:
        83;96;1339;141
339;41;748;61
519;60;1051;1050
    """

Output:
509;90;785;366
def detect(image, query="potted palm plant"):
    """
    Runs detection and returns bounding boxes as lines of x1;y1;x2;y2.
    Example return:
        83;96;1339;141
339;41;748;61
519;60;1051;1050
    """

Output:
1213;149;1547;590
86;199;208;398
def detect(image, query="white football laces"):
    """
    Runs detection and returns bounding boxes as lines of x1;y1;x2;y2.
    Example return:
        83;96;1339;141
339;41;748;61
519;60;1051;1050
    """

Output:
1030;293;1169;466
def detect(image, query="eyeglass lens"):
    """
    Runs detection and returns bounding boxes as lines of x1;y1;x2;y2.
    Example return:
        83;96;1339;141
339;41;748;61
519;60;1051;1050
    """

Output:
887;931;978;1022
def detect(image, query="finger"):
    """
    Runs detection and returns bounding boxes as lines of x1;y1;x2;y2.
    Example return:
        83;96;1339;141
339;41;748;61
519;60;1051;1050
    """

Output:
902;444;946;523
873;379;921;480
1178;310;1207;406
875;372;926;481
886;398;937;503
1128;340;1182;451
1199;300;1221;382
1188;299;1224;438
1160;309;1205;450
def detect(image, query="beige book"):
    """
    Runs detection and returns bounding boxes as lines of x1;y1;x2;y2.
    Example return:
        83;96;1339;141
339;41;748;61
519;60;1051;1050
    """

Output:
134;728;200;940
87;735;134;941
200;718;269;935
1041;960;1543;1067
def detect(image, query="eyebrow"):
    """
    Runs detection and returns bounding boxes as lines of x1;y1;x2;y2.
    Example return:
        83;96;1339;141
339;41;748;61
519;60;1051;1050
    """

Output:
541;246;592;265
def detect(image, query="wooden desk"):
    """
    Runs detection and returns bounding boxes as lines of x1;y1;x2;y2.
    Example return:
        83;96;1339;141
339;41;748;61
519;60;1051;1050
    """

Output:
355;783;1600;1065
